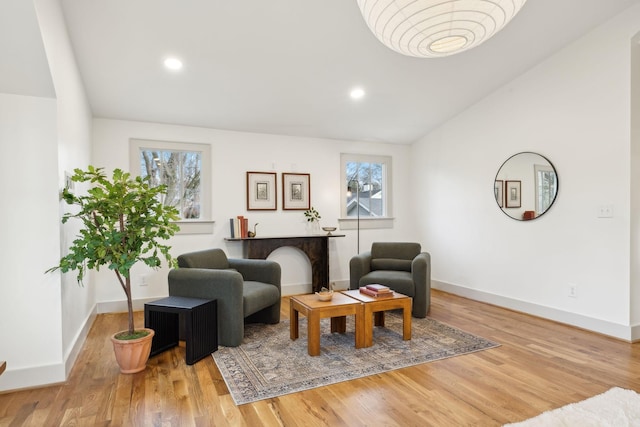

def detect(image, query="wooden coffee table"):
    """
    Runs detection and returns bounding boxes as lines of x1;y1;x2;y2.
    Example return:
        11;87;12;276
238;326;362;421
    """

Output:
290;292;364;356
342;289;412;347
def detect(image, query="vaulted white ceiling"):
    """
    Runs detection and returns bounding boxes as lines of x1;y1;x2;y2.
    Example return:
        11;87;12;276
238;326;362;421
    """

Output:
25;1;640;143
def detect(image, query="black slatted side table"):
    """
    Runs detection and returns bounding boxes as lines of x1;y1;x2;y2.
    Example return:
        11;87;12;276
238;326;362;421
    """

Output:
145;296;217;365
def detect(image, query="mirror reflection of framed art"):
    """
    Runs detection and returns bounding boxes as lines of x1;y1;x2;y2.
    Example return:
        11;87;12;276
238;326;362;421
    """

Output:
505;180;521;208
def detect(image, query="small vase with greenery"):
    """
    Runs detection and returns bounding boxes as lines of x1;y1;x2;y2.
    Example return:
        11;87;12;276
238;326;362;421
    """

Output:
304;206;321;223
48;166;180;371
304;206;321;234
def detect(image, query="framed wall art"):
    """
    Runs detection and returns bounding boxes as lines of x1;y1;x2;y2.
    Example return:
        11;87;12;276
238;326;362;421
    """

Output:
494;180;503;208
246;171;277;210
505;180;521;208
282;173;310;210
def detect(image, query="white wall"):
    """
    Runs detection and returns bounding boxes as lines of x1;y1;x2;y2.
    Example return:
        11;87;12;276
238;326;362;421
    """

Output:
631;30;640;330
0;93;62;389
91;118;414;308
34;0;94;376
413;5;640;340
0;0;95;393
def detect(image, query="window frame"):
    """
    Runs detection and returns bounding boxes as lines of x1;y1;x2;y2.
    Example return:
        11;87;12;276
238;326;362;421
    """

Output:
129;138;213;234
339;153;394;230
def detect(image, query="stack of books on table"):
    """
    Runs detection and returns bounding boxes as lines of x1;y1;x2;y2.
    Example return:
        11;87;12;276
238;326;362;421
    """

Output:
359;284;394;298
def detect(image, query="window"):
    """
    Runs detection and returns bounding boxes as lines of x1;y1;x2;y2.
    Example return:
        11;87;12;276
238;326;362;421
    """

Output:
340;154;393;229
130;139;212;233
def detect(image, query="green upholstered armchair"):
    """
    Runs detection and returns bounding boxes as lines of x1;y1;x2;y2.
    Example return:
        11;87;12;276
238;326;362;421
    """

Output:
168;248;281;347
349;242;431;318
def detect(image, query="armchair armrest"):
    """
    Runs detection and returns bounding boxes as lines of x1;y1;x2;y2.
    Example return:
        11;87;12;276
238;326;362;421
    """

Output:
168;268;247;346
349;251;372;289
411;252;431;317
228;258;281;289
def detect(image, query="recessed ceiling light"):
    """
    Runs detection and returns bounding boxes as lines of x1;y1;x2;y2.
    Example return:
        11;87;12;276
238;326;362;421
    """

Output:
350;87;365;100
164;57;183;71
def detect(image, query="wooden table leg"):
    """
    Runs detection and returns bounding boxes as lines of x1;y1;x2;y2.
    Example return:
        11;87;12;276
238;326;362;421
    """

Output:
330;316;346;333
402;301;412;341
374;311;385;327
290;302;299;340
354;304;365;348
362;306;374;347
307;311;321;356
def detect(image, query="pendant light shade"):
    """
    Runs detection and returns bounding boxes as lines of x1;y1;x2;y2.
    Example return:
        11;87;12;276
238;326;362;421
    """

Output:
357;0;527;58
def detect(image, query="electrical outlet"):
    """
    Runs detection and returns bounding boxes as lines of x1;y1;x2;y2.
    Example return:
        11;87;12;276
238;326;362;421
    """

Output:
568;284;577;298
598;205;613;218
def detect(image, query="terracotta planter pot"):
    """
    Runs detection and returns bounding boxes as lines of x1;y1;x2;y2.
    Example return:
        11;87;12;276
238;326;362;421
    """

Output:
110;328;155;374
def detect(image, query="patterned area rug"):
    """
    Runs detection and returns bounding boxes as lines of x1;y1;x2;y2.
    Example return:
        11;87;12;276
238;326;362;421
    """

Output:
213;312;499;405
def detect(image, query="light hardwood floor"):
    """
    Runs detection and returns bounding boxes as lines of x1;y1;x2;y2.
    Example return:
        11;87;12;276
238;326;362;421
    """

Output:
1;290;639;426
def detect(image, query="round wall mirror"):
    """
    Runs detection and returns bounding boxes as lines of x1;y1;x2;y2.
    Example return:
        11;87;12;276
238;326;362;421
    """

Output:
494;152;558;221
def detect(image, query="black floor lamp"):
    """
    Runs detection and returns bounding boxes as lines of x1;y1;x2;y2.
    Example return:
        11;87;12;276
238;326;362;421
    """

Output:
356;184;360;254
347;185;361;254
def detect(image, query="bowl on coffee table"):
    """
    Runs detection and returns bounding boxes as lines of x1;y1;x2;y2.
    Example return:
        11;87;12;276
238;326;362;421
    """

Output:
315;290;334;301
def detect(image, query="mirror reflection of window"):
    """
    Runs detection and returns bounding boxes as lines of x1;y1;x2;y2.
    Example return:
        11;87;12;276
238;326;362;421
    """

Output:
535;164;557;215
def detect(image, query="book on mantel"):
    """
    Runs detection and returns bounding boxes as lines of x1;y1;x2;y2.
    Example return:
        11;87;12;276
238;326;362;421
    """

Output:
229;216;249;238
359;284;394;298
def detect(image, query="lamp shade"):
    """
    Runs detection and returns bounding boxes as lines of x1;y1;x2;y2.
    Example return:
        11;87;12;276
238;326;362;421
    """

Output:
357;0;527;58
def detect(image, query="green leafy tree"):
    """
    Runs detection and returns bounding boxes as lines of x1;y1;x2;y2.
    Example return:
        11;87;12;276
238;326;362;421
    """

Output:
48;166;180;337
140;150;201;218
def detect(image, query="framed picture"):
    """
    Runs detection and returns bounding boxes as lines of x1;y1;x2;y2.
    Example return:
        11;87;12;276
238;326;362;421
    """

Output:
494;180;503;208
246;171;277;210
505;180;521;208
282;173;310;210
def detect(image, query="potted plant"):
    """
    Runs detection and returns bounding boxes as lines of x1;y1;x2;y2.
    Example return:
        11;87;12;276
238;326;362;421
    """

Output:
48;166;180;373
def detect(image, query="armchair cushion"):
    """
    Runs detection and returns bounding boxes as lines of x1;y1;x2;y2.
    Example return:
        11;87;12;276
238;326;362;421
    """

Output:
371;258;412;272
242;281;281;315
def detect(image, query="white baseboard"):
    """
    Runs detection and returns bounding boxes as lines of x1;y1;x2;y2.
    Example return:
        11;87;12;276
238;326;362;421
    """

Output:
282;283;311;296
281;279;350;296
632;324;640;342
97;296;166;314
0;305;99;393
64;305;97;375
331;280;350;291
433;280;636;342
0;362;66;393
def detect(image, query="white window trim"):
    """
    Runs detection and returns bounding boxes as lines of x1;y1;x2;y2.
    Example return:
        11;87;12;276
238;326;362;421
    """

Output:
129;138;214;235
338;153;393;230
